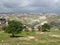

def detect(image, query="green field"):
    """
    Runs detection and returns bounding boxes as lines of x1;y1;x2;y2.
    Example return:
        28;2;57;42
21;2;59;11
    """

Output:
0;29;60;45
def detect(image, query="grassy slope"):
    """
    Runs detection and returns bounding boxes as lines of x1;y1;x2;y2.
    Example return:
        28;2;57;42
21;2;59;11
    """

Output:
0;29;60;45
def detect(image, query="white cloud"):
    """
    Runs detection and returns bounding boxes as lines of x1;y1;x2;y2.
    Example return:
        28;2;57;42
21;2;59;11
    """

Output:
54;0;59;3
19;0;30;7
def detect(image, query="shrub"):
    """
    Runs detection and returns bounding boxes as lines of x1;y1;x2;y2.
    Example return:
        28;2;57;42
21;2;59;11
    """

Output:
41;23;51;32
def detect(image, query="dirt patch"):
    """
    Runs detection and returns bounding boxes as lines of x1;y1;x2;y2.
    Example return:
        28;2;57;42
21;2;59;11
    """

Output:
36;32;48;34
50;35;60;37
35;39;57;43
19;36;35;40
48;40;57;42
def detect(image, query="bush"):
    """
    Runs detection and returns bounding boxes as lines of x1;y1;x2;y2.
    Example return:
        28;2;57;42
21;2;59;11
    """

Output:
41;23;51;32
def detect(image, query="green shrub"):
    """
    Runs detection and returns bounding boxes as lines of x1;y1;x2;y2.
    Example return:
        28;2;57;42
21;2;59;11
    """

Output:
41;23;51;32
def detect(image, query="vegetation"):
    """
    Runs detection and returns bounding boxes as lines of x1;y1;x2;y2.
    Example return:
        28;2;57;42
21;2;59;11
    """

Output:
41;23;51;32
0;14;60;45
3;20;24;37
38;26;41;31
0;29;60;45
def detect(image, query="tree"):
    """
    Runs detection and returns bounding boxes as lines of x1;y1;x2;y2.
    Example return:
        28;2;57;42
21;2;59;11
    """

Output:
38;26;41;31
3;20;24;37
58;27;60;30
41;23;51;32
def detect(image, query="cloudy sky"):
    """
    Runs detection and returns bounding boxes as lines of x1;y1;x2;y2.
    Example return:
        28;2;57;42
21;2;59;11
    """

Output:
0;0;60;14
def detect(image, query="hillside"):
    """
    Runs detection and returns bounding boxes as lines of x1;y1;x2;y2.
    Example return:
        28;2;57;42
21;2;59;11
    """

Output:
0;14;60;28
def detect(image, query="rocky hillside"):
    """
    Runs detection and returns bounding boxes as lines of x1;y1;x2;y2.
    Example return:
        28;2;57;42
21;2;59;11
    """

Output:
0;14;60;28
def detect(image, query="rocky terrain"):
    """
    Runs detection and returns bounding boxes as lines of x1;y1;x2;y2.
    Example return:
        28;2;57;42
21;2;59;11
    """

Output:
0;13;60;29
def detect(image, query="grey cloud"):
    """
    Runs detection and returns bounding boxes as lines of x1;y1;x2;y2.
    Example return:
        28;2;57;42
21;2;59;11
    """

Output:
0;0;60;14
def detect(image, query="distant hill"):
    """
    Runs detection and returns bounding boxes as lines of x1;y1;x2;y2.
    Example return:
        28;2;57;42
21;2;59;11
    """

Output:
0;14;60;28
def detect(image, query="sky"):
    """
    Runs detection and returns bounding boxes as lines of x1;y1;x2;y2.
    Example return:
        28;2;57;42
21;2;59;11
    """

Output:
0;0;60;14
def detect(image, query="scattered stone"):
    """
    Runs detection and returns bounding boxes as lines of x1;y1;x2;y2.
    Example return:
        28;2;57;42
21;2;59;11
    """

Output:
27;36;35;40
35;39;38;41
36;32;47;34
50;35;60;37
40;32;45;34
19;36;35;40
2;40;4;42
2;31;4;32
55;29;59;31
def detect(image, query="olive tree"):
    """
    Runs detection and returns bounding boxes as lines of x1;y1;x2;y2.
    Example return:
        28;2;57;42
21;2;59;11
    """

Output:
3;20;24;37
